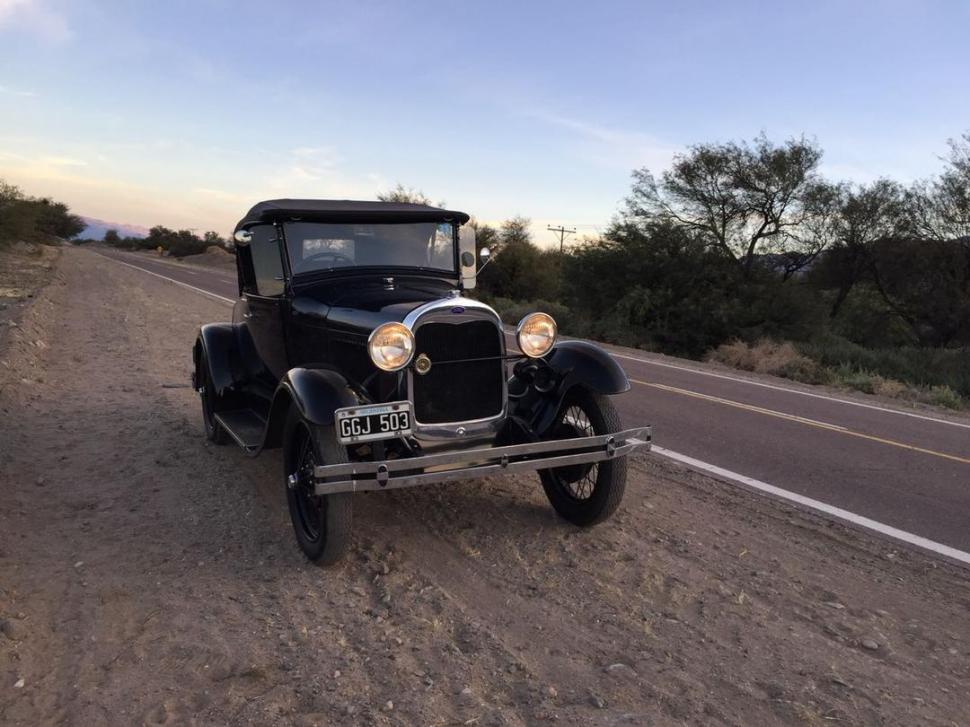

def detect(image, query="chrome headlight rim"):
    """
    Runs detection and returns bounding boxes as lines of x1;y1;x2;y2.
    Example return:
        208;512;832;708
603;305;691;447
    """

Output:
516;312;558;358
367;322;415;372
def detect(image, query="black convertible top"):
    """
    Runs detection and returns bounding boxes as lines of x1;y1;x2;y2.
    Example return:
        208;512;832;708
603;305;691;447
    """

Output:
234;199;471;232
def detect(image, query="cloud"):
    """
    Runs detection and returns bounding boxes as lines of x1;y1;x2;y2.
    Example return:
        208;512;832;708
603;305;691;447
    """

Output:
39;155;86;166
290;146;338;160
0;0;70;43
527;110;680;172
0;83;37;97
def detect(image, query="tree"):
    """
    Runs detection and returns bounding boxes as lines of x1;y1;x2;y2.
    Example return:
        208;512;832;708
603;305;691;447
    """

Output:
808;179;907;317
0;180;35;244
203;230;227;249
145;226;209;257
477;217;560;301
561;221;744;355
33;198;85;239
0;179;84;245
468;218;499;257
867;237;970;346
909;132;970;242
377;183;437;206
626;135;825;276
103;229;121;246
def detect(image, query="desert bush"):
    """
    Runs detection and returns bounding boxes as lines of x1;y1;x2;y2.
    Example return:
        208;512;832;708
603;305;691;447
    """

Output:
920;385;964;410
707;339;830;383
871;377;909;399
709;339;965;408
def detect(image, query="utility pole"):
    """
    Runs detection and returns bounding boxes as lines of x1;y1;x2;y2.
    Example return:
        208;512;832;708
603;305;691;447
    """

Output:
547;224;576;254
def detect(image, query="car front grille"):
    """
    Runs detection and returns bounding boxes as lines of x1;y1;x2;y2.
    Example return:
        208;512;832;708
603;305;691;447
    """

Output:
411;320;504;423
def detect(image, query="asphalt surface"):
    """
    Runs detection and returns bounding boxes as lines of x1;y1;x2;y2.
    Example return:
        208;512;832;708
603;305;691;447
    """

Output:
95;247;970;554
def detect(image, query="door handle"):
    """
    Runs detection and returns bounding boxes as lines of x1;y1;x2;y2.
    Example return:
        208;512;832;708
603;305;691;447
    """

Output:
243;312;254;320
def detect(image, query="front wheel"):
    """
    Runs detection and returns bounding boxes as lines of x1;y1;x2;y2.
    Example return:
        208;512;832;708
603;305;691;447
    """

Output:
283;408;353;566
539;388;627;526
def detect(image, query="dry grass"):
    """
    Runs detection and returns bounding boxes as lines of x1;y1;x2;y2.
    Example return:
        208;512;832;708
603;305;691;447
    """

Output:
707;339;964;410
707;339;829;383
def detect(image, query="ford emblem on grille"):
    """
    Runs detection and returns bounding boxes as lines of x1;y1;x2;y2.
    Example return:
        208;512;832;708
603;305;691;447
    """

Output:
414;353;432;375
451;306;465;314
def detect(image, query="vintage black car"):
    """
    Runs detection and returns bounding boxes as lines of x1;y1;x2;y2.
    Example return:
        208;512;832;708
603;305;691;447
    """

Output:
192;199;650;564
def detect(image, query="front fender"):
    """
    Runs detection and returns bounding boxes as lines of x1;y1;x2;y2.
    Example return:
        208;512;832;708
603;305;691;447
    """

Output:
193;323;237;396
545;340;630;395
262;368;360;450
506;340;630;438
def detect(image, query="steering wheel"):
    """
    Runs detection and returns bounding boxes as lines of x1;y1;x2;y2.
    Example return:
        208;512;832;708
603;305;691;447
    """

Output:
295;250;354;272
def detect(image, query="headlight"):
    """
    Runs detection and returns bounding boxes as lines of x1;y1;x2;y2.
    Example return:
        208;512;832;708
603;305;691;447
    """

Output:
516;312;557;358
368;322;415;371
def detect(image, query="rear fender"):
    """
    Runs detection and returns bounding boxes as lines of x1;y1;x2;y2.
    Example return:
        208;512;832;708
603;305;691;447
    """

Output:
193;323;237;396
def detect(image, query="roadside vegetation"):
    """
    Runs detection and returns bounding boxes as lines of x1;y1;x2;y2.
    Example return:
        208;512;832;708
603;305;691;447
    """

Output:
461;132;970;409
90;226;231;258
0;180;84;248
4;130;968;409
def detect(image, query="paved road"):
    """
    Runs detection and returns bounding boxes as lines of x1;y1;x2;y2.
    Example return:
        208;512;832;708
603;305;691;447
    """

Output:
95;247;970;556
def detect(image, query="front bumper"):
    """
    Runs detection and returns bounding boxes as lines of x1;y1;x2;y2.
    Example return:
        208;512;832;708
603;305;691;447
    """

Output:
312;426;651;495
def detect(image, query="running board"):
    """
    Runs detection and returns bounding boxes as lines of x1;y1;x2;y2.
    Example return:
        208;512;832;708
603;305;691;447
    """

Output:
214;410;265;451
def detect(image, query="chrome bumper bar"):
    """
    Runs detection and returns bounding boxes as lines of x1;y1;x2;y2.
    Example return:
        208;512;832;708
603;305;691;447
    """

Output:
313;427;651;495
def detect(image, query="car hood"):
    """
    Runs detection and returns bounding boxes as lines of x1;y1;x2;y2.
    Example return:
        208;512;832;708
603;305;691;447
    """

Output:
291;276;457;334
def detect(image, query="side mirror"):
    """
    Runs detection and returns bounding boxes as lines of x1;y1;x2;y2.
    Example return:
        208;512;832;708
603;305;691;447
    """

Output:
458;226;477;290
233;229;253;245
478;246;494;274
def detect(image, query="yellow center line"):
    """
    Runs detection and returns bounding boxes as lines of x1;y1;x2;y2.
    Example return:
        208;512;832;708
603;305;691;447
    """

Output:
632;379;970;466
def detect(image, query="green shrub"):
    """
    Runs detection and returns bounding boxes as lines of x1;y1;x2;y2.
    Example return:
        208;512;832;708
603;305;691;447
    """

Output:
922;385;964;410
797;334;970;398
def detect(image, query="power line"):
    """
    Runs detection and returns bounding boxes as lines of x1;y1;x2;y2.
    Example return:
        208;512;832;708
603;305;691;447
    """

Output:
547;224;577;254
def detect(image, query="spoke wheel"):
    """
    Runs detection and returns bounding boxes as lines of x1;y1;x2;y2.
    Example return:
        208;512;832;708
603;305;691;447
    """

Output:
545;404;598;500
539;388;627;527
292;427;323;543
283;409;353;566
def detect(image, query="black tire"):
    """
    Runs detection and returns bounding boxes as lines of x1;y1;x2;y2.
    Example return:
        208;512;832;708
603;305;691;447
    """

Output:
539;387;627;526
283;408;353;566
199;352;229;445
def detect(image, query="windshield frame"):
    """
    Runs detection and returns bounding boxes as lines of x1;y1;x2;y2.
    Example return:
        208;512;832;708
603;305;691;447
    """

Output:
278;220;460;281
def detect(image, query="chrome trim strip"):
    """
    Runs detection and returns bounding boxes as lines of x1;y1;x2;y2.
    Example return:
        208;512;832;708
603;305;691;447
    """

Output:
401;295;499;331
405;297;508;445
312;426;651;494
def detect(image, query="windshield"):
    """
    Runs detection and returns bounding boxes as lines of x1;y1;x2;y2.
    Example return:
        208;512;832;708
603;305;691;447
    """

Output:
283;221;457;276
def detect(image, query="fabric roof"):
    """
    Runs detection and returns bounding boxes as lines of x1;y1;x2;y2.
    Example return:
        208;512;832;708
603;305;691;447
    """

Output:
234;199;470;231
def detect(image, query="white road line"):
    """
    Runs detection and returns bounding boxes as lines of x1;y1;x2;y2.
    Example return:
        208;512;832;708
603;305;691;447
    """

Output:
107;258;236;305
652;445;970;566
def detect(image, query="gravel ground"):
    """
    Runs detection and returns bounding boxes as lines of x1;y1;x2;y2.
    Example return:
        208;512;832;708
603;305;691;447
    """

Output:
1;246;968;726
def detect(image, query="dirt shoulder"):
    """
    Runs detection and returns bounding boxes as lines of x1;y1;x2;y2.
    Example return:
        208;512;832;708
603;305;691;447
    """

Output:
1;247;968;726
0;242;60;361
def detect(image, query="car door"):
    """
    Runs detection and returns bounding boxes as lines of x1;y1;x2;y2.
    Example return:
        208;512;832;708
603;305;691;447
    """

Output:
234;224;289;405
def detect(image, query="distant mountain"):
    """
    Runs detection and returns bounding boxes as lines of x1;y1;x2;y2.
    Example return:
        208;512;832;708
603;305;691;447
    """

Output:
80;216;150;240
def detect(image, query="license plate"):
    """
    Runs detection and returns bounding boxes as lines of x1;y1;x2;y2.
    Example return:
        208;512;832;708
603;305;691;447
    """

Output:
335;401;413;444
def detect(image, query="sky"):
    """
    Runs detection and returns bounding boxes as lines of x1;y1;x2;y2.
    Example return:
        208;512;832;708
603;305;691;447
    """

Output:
1;0;968;244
